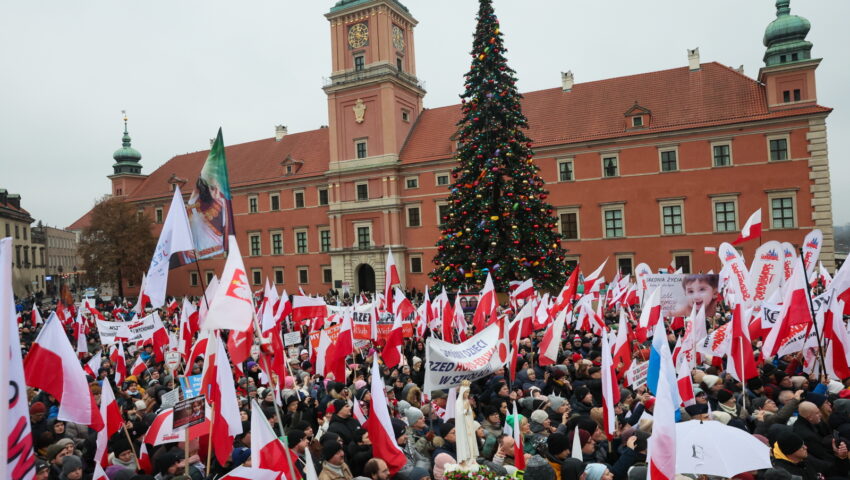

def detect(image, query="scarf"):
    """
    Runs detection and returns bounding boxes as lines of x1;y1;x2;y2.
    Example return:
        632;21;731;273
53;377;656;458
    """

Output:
719;402;737;416
772;442;796;463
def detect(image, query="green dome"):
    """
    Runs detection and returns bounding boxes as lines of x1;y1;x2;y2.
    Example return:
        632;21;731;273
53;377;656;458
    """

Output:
763;0;813;66
112;119;142;175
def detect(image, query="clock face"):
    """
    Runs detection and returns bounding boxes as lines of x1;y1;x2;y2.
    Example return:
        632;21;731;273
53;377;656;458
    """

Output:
348;23;369;48
392;25;405;51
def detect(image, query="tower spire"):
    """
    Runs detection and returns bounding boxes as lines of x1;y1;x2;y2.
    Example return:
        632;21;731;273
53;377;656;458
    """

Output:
763;0;812;66
112;110;142;175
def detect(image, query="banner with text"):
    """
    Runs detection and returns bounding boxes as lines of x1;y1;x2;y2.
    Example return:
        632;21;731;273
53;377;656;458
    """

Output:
96;313;160;345
424;323;503;393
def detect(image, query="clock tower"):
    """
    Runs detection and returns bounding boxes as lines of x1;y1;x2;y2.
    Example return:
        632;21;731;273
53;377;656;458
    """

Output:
323;0;426;293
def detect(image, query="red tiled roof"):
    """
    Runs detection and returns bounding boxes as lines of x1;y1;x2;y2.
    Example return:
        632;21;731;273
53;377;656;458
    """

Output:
126;127;330;201
67;209;92;231
400;62;831;163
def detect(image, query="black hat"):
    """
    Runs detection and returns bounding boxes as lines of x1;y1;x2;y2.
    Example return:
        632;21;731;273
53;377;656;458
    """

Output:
391;418;407;439
747;377;764;391
288;429;307;448
685;404;709;416
332;399;347;413
524;455;556;480
574;386;591;401
321;440;342;461
439;421;455;438
776;431;804;456
284;395;300;407
155;451;184;474
547;433;569;456
717;389;734;404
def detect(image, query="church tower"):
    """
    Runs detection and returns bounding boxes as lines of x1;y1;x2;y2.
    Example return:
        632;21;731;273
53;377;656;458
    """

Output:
323;0;426;293
108;113;147;197
758;0;819;110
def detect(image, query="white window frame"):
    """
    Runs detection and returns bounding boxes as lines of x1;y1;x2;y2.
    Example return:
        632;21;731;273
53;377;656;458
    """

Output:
409;254;423;274
293;189;305;209
436;201;450;226
354;221;373;249
269;192;280;211
189;271;199;287
355;181;369;201
557;158;574;182
251;268;263;286
710;194;739;233
601;154;619;178
658;198;686;235
710;140;733;167
672;251;693;274
154;207;163;224
766;133;791;162
658;146;679;172
248;195;259;214
355;138;368;159
767;189;798;230
318;187;329;206
270;230;283;255
319;227;331;252
406;205;422;228
556;207;580;241
615;254;635;276
435;171;450;187
401;109;411;123
601;204;626;238
273;267;284;285
297;267;309;285
294;228;308;254
205;270;215;284
631;116;643;127
404;176;419;189
248;232;262;257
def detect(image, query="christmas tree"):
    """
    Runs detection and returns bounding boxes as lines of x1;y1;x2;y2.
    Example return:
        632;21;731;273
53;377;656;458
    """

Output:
429;0;567;293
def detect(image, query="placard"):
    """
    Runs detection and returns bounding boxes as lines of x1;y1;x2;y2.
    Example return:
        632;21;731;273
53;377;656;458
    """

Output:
423;323;503;393
165;351;182;372
643;274;719;317
172;395;206;432
626;361;648;389
179;374;203;398
161;387;181;409
284;332;302;346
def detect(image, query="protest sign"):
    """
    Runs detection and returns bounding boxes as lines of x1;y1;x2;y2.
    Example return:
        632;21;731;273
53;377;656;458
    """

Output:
283;332;302;346
644;274;719;318
95;313;160;345
626;361;648;389
161;387;181;409
424;323;503;393
179;374;203;398
172;395;206;432
165;351;182;371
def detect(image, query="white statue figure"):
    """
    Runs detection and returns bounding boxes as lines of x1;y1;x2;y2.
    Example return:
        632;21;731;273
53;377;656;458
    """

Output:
452;381;480;471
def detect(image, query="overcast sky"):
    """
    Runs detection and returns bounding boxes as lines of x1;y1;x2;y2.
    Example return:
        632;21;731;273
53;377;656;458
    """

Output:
2;0;848;231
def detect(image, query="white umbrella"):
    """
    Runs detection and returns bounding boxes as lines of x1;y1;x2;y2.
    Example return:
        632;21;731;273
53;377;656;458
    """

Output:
675;420;771;477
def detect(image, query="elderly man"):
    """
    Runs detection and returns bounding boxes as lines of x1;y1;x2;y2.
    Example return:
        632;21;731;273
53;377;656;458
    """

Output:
792;401;849;478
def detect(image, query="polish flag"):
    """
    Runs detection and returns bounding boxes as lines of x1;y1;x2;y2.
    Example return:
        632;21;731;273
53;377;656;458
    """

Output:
92;463;108;480
676;359;695;407
511;401;526;470
823;298;850;380
275;289;292;324
110;344;127;385
538;309;566;366
251;399;300;477
132;273;149;315
187;330;209;367
83;351;102;378
130;355;147;378
364;356;407;475
732;209;762;245
166;298;180;318
763;257;814;357
383;302;405;368
473;273;497;332
201;335;243;466
0;238;36;479
510;278;534;304
646;333;677;480
291;295;328;325
384;249;401;315
453;293;468;341
261;280;280;334
435;288;453;342
24;313;103;431
704;247;717;255
94;381;123;466
832;258;850;315
612;309;633;378
221;466;282;480
637;288;662;342
583;258;608;293
145;187;195;308
623;282;639;307
326;309;353;382
31;304;43;327
178;299;196;362
393;287;416;320
816;262;832;289
137;443;153;474
600;329;620;440
227;319;254;373
314;327;333;380
353;397;367;426
727;304;757;382
203;235;253;332
552;266;581;316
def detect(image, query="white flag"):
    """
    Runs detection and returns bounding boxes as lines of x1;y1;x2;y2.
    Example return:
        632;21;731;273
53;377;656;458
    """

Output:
145;186;195;308
203;235;253;332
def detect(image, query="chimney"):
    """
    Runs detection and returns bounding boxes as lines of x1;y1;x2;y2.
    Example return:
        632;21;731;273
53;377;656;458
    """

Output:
275;125;288;141
687;48;700;71
735;64;744;74
561;71;574;92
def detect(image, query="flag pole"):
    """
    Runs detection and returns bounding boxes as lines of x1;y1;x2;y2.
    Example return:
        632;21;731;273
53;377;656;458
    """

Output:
798;248;828;378
205;402;215;473
122;426;141;471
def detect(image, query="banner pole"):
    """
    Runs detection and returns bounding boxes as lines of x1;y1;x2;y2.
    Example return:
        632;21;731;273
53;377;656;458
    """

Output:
798;248;828;377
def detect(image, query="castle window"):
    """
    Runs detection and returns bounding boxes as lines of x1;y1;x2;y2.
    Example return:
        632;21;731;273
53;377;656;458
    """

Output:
354;55;365;72
713;143;732;167
793;89;801;101
248;196;258;213
768;136;789;161
558;159;574;182
632;116;643;127
356;182;369;201
783;90;791;103
270;193;280;211
155;208;163;224
355;140;368;159
602;156;618;178
410;255;423;274
294;190;305;208
660;149;678;172
397;57;403;72
318;188;329;206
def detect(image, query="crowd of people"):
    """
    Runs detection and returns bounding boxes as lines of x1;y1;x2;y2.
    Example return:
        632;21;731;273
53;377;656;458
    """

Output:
14;291;850;480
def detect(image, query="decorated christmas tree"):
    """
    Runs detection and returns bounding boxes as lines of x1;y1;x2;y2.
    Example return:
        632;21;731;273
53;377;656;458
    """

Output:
430;0;567;293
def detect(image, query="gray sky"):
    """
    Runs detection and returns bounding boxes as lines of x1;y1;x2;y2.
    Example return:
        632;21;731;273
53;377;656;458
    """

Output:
2;0;848;230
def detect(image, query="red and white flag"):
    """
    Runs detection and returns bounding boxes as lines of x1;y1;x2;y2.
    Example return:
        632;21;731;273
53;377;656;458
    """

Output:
203;235;253;332
24;313;103;431
473;273;497;332
326;309;353;382
83;351;102;378
637;288;662;341
704;246;717;255
364;356;407;475
291;295;327;325
824;297;850;381
538;309;566;366
612;309;633;379
647;338;677;480
676;358;695;407
137;443;153;474
551;266;581;316
221;466;281;480
727;304;758;383
0;238;37;479
511;401;526;470
510;278;534;304
251;399;300;477
130;353;147;378
384;248;401;315
110;344;127;385
92;463;108;480
353;397;367;426
382;302;405;369
314;327;333;379
600;328;620;439
144;187;195;308
583;258;608;293
763;257;814;357
201;335;243;466
94;381;123;466
732;208;762;245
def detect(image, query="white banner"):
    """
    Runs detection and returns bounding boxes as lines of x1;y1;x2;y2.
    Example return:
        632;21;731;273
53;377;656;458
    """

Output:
424;323;503;393
96;313;159;345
